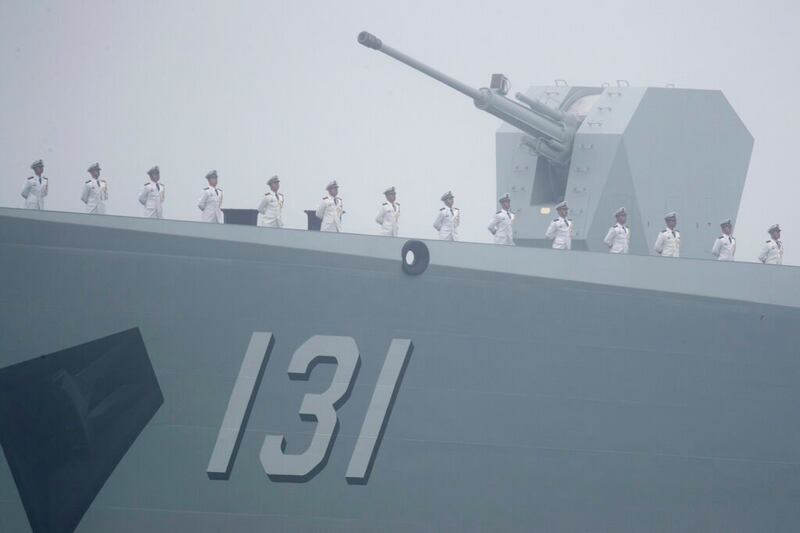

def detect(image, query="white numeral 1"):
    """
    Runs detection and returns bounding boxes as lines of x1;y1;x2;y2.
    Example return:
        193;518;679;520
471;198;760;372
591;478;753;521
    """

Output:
346;339;413;484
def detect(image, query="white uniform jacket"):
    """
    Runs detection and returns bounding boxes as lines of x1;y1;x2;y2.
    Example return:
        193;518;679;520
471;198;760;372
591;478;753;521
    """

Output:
488;209;515;245
138;181;165;219
258;191;284;228
545;217;572;250
375;201;400;236
316;195;343;232
198;186;224;223
433;206;460;241
654;228;680;257
603;223;629;253
759;239;784;265
21;175;48;209
81;178;108;214
711;234;736;261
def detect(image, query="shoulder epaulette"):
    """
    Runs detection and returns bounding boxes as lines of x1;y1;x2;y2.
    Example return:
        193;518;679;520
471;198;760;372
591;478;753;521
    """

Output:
322;196;328;199
382;202;388;205
718;235;724;239
767;240;772;243
497;211;503;214
661;229;668;233
265;192;272;196
440;207;445;210
85;179;92;183
396;202;400;206
27;176;34;180
553;218;559;221
204;187;210;190
217;187;222;191
144;182;150;185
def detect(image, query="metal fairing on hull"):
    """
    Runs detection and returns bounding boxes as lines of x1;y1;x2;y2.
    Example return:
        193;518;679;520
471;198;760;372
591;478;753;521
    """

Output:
0;329;162;533
1;208;800;532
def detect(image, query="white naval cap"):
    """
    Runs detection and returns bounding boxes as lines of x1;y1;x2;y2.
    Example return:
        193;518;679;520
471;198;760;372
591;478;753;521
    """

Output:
614;207;627;217
768;223;781;233
555;200;568;210
326;180;339;191
87;162;101;172
383;186;396;196
664;211;677;220
498;193;511;203
720;218;732;227
205;170;218;180
147;165;160;176
440;190;454;202
30;159;44;169
267;175;280;186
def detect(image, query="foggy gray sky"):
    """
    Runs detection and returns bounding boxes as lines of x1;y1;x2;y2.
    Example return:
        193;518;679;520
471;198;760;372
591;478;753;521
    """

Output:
1;0;798;263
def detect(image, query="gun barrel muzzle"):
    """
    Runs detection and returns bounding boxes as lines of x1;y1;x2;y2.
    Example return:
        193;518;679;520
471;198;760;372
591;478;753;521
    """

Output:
358;31;382;50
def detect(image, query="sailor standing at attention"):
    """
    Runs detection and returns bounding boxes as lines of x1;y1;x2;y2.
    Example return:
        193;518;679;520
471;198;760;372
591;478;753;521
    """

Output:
198;170;224;223
375;186;400;236
433;191;460;241
80;163;108;214
654;212;680;257
603;207;629;253
545;200;572;250
257;175;284;228
711;219;736;261
759;224;784;265
488;193;515;245
21;159;48;210
138;166;165;219
316;180;344;232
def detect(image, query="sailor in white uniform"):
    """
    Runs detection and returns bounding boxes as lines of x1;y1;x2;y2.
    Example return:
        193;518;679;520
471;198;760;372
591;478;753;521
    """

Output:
654;212;680;257
80;162;108;214
375;186;400;237
198;170;224;223
711;219;736;261
433;191;460;241
545;200;572;250
488;193;515;245
603;207;629;253
257;175;284;228
316;180;344;232
21;159;48;210
759;224;784;265
138;166;165;219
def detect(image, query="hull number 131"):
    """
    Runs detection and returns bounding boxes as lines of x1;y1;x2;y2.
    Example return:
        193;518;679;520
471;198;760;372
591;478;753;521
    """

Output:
206;334;413;484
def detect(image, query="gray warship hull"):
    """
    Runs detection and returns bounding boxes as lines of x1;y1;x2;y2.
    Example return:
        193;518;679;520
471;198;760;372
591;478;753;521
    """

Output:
1;207;800;533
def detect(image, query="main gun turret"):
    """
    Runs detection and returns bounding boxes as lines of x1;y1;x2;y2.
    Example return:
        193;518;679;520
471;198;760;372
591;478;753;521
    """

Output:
358;31;578;165
358;31;753;260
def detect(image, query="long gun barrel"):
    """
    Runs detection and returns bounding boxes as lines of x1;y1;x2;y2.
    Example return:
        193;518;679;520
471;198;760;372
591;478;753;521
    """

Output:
358;31;577;165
